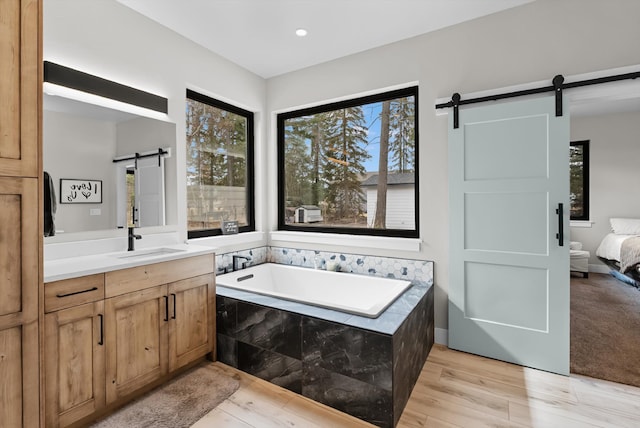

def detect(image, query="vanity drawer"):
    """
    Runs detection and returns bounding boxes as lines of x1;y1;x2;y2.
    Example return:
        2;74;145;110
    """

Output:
105;254;214;298
45;274;105;313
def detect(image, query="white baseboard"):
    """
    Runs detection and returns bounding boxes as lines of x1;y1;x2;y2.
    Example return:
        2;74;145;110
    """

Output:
435;328;448;346
589;264;610;274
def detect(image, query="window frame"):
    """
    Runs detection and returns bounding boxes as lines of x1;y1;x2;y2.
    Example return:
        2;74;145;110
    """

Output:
569;140;590;221
186;89;255;239
276;86;419;238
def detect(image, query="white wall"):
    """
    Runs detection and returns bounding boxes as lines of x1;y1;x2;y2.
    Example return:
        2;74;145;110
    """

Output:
43;110;117;233
570;110;640;266
44;0;268;247
266;0;640;330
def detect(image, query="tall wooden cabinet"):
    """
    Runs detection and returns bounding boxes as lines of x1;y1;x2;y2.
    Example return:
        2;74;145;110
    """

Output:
0;0;42;427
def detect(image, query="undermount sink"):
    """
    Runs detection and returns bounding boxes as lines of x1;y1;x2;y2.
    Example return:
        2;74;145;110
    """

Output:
113;247;186;259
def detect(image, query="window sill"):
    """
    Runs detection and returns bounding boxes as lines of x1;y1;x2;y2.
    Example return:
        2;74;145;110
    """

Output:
269;231;422;252
570;220;594;228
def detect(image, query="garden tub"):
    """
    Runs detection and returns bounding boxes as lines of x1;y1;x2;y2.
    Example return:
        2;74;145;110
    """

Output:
216;263;412;318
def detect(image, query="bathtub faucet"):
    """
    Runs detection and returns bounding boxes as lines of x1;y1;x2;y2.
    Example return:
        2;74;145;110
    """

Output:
232;255;251;271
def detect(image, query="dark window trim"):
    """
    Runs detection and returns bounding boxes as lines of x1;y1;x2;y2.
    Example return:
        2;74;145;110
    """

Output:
277;86;419;239
570;140;590;221
186;89;255;239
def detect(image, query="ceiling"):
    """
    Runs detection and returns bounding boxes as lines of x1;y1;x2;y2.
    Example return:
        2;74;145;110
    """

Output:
117;0;533;79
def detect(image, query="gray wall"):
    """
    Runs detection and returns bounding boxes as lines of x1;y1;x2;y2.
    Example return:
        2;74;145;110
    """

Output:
570;110;640;266
116;118;178;227
43;110;117;233
45;0;640;332
44;0;268;242
266;0;640;331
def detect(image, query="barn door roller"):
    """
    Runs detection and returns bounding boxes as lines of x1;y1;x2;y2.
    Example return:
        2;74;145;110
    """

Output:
437;70;640;129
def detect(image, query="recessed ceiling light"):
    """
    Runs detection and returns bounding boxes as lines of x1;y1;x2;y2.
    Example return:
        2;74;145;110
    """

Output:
295;28;308;37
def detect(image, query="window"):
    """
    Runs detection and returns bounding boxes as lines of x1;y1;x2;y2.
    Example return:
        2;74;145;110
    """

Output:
277;86;418;238
186;90;254;238
570;140;589;221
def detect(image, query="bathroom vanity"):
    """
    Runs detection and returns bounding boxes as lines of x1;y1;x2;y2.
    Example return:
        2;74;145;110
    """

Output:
43;249;215;427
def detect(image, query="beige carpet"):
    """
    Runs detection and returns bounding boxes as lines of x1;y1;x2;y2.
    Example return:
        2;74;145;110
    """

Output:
571;273;640;387
91;363;240;428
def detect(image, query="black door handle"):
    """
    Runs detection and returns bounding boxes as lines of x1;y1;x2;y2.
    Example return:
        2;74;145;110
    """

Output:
171;293;176;320
164;296;169;322
556;203;564;247
98;314;104;346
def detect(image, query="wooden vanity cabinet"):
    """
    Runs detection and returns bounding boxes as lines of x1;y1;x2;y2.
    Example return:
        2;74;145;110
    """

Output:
104;272;215;404
44;274;106;428
103;254;215;405
43;254;215;426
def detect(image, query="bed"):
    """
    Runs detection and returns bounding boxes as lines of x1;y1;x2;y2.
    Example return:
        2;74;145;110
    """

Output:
596;218;640;286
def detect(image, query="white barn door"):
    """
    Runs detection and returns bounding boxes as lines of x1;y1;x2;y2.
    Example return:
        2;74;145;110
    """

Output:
135;156;166;227
448;96;570;375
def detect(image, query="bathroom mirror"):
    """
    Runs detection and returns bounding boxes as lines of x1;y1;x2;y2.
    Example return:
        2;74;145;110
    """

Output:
43;93;178;238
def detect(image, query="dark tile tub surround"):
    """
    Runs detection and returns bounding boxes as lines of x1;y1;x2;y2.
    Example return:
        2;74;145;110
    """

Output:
216;279;434;427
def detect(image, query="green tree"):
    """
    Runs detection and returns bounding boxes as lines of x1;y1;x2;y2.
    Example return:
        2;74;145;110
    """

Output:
389;96;415;172
323;107;369;223
284;116;313;206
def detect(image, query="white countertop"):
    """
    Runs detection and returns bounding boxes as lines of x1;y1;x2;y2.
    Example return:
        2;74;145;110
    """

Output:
44;243;216;283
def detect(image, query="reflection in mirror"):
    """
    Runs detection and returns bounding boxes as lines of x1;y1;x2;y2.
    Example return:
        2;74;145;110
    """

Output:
114;148;169;228
43;93;177;237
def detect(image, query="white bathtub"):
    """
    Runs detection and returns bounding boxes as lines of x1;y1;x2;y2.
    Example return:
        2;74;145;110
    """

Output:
216;263;412;318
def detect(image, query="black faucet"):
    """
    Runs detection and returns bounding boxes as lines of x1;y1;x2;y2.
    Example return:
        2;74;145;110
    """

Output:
128;226;142;251
232;255;251;271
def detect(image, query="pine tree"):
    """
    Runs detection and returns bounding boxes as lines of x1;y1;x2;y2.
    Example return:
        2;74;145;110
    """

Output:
389;96;415;173
284;116;313;206
323;107;370;223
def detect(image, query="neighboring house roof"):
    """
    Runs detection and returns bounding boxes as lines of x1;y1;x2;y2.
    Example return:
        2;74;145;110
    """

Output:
361;172;415;186
298;205;321;210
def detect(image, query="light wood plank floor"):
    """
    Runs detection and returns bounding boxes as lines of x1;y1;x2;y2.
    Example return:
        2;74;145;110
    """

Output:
192;345;640;428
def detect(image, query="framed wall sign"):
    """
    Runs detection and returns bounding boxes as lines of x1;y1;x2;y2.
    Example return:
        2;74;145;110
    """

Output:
60;179;102;204
221;220;239;235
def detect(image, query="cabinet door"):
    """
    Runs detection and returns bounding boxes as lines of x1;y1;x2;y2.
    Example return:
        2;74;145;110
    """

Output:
0;177;39;427
44;302;105;427
0;321;38;428
0;0;39;177
168;274;215;371
104;285;168;404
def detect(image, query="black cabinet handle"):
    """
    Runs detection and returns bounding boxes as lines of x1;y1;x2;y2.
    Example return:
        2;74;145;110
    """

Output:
171;293;176;319
98;314;104;346
556;203;564;247
56;287;98;298
164;295;169;322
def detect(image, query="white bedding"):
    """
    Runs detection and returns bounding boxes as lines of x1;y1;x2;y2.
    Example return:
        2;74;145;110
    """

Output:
596;233;640;262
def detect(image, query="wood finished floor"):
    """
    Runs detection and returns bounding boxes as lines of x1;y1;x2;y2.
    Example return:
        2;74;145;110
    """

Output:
191;345;640;428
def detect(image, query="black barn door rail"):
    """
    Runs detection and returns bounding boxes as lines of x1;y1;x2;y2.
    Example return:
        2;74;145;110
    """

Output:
436;71;640;129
